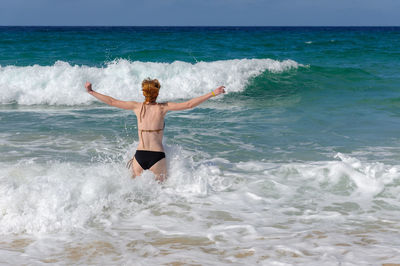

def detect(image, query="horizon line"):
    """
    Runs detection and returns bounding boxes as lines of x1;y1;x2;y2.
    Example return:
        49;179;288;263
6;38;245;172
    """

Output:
1;25;400;27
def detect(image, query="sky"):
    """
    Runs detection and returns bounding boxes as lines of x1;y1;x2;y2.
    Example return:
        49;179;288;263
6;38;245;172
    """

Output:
0;0;399;26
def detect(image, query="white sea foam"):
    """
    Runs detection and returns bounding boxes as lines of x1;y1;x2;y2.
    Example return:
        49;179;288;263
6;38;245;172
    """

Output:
1;152;399;264
0;142;227;235
1;151;399;235
0;58;302;105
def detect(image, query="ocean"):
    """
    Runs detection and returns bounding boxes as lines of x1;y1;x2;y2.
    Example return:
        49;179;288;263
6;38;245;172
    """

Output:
1;26;400;265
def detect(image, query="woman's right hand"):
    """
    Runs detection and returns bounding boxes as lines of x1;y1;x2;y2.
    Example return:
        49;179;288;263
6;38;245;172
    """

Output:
85;82;93;93
213;86;226;96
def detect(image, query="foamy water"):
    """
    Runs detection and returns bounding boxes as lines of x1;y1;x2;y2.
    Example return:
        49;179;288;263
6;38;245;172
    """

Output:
0;58;301;105
1;147;400;264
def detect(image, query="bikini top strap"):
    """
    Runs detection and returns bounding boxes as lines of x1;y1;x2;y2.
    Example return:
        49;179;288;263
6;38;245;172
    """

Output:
139;122;165;132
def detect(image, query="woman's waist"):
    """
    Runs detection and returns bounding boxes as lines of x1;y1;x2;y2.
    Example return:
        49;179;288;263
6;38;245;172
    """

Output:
135;149;165;155
136;143;164;152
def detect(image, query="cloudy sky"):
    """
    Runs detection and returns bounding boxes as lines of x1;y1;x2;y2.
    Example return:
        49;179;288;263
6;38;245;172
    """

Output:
0;0;399;26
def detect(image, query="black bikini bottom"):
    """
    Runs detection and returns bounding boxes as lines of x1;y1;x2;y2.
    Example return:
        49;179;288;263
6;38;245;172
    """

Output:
134;150;165;170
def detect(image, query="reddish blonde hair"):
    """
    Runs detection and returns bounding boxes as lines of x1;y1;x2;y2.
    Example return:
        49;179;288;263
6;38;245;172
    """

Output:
139;78;161;123
142;78;161;103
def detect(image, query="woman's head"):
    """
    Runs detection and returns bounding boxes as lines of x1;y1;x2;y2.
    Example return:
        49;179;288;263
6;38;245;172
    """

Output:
142;78;161;103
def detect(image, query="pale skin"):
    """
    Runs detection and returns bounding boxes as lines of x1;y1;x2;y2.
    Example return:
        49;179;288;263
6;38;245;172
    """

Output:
85;81;225;182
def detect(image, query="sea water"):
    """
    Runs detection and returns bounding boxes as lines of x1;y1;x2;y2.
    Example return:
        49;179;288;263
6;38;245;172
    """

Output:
1;26;400;265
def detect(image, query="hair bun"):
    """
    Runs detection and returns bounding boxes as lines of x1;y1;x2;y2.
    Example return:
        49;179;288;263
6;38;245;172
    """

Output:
142;78;161;103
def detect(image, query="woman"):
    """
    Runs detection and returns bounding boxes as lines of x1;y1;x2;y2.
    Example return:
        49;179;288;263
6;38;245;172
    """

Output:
85;78;225;182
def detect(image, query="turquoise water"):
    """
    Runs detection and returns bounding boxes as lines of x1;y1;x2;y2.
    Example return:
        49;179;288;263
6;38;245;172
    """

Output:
1;27;400;265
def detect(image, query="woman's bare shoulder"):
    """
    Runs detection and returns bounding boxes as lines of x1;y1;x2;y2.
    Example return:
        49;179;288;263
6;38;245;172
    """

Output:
157;102;169;114
157;102;168;108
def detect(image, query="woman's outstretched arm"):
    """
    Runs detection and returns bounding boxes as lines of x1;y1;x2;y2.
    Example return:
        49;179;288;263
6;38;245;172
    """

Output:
165;86;225;111
85;82;140;110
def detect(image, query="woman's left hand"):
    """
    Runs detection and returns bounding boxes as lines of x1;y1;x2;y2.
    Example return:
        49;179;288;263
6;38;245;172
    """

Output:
213;86;226;96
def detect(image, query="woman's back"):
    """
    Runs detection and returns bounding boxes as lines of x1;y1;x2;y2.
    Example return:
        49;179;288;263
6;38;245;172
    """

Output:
134;103;166;151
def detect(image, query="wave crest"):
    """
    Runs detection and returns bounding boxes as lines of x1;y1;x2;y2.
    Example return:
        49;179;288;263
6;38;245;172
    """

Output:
0;58;301;105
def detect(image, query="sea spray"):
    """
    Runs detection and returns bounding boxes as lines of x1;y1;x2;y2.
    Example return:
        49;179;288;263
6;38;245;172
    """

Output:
0;58;301;105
